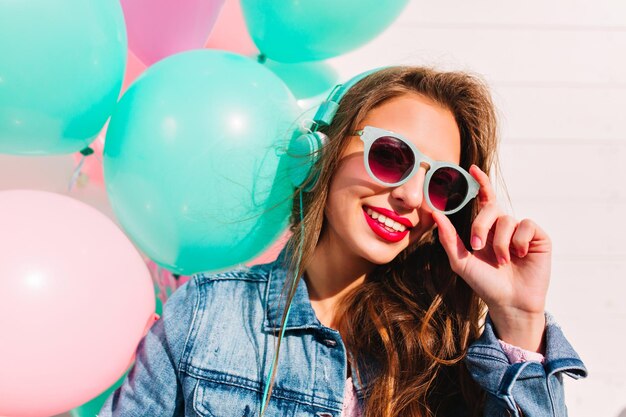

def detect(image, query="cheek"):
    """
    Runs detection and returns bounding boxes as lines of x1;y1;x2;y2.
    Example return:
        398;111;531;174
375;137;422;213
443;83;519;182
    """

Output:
323;176;352;227
335;154;369;184
323;159;373;225
327;157;374;199
409;209;436;242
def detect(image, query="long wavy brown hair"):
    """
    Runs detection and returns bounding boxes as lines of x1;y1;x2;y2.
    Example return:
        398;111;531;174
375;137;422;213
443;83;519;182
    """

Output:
264;66;500;417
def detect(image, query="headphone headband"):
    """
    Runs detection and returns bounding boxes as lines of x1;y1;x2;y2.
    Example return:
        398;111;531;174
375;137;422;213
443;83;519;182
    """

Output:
287;66;390;191
312;66;389;128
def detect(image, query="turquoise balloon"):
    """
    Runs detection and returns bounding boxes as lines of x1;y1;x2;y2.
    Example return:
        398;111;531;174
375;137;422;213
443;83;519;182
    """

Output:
0;0;126;155
104;50;299;275
263;59;338;103
241;0;409;63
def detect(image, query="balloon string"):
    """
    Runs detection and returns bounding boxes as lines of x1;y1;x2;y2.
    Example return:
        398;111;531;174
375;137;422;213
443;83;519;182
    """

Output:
155;266;168;305
68;155;87;192
172;273;181;290
260;189;305;415
67;147;94;192
167;271;177;294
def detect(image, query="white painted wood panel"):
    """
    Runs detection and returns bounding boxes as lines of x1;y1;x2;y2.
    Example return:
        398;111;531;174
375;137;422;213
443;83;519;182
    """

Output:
498;141;626;203
494;87;626;141
330;27;626;85
503;201;625;259
565;372;626;417
548;259;626;318
397;0;626;28
331;28;626;141
553;313;626;417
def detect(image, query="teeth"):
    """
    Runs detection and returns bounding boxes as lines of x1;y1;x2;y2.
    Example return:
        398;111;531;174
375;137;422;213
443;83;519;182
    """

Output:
365;208;408;233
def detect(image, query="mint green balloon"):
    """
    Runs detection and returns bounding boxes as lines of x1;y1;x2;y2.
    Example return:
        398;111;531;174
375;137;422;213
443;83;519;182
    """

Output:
263;59;338;102
104;50;298;275
0;0;126;155
241;0;409;63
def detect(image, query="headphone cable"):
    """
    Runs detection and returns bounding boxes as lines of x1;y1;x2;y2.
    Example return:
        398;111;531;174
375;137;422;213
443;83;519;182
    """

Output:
260;188;305;415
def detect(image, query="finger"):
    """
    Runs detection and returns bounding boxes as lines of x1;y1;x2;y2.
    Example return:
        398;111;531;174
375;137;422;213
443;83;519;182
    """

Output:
470;202;501;250
493;215;518;264
432;211;471;273
469;164;496;206
511;218;552;257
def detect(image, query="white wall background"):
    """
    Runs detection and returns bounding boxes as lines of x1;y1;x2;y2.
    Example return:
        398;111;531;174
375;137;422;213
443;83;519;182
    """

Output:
325;1;625;416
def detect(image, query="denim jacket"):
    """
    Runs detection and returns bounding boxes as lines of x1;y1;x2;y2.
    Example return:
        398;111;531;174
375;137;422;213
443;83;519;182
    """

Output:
99;251;587;416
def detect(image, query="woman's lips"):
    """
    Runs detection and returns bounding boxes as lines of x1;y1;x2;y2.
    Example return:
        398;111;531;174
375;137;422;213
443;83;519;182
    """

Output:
362;207;410;243
365;205;414;228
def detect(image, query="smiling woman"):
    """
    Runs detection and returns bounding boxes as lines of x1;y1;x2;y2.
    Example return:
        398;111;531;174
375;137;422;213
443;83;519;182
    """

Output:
99;66;587;417
318;93;465;265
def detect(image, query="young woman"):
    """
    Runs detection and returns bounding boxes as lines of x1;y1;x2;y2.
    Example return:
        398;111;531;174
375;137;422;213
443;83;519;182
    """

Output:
99;66;587;417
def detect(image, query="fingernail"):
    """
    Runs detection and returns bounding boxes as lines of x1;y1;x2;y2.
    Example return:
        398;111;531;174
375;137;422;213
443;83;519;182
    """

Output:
498;256;507;266
471;236;482;250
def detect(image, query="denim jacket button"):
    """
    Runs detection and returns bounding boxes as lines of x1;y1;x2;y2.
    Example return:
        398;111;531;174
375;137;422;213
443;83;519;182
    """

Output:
323;339;337;347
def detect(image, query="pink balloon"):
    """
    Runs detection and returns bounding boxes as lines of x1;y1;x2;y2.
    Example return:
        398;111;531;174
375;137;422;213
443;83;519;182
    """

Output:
0;153;117;223
0;190;155;417
122;50;147;93
204;0;258;56
121;0;225;65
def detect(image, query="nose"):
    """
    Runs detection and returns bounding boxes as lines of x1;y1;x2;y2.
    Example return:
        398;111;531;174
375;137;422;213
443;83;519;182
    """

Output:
389;164;428;210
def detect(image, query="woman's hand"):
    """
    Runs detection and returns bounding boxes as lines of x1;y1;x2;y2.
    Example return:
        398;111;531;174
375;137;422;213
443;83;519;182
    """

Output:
432;165;550;353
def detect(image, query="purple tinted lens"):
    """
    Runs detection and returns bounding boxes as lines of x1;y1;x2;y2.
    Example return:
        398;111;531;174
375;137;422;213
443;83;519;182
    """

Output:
428;167;468;211
368;136;414;183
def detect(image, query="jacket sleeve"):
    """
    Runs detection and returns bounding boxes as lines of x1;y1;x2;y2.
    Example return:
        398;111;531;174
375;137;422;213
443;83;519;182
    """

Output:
98;277;198;417
464;311;587;417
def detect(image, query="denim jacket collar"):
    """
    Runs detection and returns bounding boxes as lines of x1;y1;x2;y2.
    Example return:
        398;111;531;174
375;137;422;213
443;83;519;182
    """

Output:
262;247;325;333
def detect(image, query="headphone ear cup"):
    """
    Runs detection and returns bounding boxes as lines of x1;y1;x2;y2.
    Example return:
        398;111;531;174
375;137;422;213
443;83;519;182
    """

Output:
287;131;328;191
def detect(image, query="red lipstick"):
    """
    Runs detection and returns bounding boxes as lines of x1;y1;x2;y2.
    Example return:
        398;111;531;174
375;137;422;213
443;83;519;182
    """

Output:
365;206;414;228
362;206;411;243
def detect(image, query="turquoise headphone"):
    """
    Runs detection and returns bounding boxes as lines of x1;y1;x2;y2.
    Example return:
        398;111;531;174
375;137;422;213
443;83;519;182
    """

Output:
287;67;388;191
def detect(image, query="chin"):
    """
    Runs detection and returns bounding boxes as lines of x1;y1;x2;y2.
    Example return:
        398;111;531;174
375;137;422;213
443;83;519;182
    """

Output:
359;240;407;266
368;253;399;266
